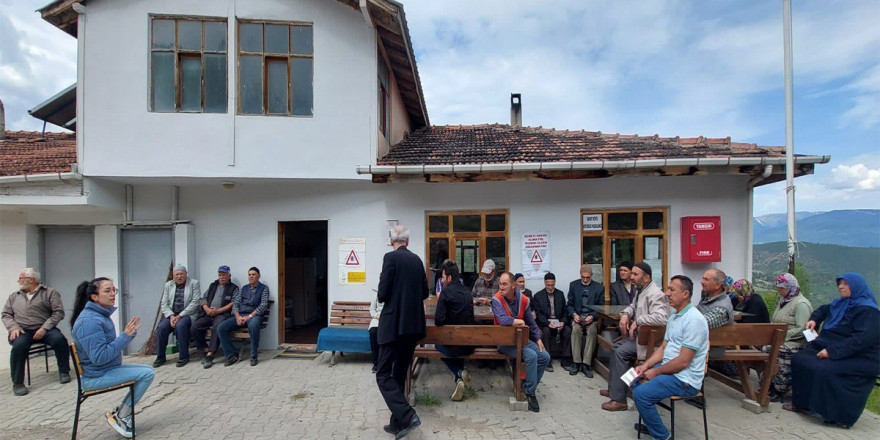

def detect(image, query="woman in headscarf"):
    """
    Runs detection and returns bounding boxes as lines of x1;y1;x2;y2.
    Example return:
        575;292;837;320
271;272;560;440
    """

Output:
764;273;813;402
730;279;770;324
785;273;880;428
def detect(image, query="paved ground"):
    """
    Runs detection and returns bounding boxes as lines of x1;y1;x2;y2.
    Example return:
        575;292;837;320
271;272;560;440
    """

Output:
1;349;878;440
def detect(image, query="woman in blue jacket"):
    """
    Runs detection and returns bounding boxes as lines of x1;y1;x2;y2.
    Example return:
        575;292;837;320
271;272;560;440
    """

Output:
70;277;154;438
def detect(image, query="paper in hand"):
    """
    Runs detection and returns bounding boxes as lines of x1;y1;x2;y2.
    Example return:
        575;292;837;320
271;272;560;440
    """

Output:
549;319;560;327
620;367;640;387
803;328;818;342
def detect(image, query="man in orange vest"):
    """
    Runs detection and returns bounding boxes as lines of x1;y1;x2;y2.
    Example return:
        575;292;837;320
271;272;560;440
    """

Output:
491;272;550;412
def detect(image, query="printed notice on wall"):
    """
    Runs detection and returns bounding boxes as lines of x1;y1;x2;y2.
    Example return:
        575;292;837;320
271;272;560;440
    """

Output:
338;237;366;284
521;232;551;279
583;214;602;231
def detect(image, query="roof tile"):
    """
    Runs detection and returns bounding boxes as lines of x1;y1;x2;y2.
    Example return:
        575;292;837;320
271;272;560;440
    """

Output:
0;131;76;177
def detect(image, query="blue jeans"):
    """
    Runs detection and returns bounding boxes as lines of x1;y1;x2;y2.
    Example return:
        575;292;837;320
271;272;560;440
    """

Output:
155;315;193;360
632;367;698;440
434;344;466;378
498;340;550;395
217;315;263;359
82;364;155;408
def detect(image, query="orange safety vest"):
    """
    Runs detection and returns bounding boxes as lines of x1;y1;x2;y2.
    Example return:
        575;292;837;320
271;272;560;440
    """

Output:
493;291;530;325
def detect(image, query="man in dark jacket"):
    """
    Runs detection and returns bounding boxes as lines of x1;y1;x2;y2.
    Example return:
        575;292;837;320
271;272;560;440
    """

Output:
434;262;475;401
376;226;428;439
567;264;605;378
191;265;239;368
609;261;635;306
533;272;571;372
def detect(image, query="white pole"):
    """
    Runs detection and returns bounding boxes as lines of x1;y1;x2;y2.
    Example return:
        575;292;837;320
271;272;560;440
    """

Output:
783;0;796;274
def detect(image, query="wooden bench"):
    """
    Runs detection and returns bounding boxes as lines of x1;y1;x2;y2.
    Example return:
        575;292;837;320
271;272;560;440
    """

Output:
405;325;529;403
316;301;372;366
643;323;787;408
204;300;273;356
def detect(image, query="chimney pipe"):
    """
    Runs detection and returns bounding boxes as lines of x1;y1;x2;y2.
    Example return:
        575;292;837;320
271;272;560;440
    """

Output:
510;93;522;127
0;98;6;140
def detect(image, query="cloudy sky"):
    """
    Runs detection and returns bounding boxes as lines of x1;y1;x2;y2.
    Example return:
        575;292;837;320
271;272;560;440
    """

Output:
1;0;877;216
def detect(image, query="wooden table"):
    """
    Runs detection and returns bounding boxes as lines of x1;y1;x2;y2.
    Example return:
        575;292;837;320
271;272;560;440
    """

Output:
423;296;494;322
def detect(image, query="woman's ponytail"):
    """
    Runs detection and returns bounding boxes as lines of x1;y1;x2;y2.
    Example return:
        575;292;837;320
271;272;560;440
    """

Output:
70;277;110;326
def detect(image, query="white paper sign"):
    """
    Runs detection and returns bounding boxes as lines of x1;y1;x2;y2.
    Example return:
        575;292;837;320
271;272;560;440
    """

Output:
338;237;366;284
582;214;603;231
803;329;818;342
621;367;640;387
521;232;551;279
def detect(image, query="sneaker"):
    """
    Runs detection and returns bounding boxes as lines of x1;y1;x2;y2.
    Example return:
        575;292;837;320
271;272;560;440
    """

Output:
461;369;471;388
106;411;133;438
224;355;238;366
176;358;189;368
59;372;71;384
13;384;28;396
152;357;166;368
569;363;581;376
203;355;213;369
250;357;259;366
545;361;554;372
451;378;465;401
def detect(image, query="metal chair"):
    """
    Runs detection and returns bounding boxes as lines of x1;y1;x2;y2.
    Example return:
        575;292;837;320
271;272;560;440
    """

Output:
26;343;51;386
637;353;710;440
70;343;136;440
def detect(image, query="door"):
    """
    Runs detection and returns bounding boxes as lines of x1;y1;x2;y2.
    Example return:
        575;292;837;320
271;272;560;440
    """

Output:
42;227;95;339
121;228;172;355
279;221;328;344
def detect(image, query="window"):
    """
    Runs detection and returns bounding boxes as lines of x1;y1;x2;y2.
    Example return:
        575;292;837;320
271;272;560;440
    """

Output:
150;17;228;113
426;210;508;294
581;208;668;300
378;59;390;139
238;21;313;116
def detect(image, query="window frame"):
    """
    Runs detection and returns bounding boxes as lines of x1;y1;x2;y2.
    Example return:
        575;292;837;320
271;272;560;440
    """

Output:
148;15;228;113
236;19;314;117
580;207;669;301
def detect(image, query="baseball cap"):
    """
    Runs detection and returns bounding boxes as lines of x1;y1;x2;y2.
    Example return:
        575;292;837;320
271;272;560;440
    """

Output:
480;259;496;275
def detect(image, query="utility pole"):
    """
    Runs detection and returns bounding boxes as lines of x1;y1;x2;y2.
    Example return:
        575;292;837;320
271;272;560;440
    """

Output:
783;0;797;274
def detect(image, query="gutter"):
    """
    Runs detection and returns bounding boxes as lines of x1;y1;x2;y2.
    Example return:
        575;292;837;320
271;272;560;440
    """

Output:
0;172;83;184
359;0;373;27
356;155;831;175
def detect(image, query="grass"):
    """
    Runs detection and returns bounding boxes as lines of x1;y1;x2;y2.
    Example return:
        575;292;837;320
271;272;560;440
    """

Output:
414;391;442;407
867;386;880;415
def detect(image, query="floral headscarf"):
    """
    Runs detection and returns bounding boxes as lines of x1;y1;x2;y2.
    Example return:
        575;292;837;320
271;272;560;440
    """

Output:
775;273;801;306
730;279;755;311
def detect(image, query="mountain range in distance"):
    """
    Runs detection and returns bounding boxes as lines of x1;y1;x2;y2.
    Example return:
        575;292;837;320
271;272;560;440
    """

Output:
753;209;879;248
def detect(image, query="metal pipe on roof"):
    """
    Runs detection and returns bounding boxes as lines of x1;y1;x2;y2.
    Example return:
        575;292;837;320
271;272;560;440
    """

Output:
359;0;373;28
0;172;83;184
783;0;797;274
0;98;5;140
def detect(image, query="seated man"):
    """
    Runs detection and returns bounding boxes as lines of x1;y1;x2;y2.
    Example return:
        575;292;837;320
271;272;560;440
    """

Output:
434;262;475;401
567;264;605;378
533;272;571;372
191;265;238;369
472;259;499;306
632;275;709;440
3;268;71;396
153;265;202;368
491;272;550;413
217;267;270;366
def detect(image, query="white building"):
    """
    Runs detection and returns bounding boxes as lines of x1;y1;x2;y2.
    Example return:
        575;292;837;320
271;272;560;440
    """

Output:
0;0;828;365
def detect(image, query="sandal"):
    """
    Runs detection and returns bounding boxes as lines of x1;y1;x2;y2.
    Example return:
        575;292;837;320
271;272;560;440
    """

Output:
782;403;801;413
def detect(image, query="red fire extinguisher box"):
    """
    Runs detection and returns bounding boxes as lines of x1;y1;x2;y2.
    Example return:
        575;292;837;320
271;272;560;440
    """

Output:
681;216;721;262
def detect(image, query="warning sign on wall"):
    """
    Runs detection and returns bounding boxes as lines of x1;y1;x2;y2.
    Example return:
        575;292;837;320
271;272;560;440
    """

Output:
521;232;550;279
338;237;366;284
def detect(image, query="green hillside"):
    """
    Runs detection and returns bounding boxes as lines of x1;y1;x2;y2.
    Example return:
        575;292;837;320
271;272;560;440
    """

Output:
752;241;880;306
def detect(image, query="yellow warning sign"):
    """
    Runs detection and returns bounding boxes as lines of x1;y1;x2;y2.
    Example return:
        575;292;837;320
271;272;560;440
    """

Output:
347;271;366;283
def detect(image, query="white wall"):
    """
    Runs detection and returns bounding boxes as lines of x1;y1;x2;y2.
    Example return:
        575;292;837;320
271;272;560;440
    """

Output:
0;211;40;365
81;0;376;180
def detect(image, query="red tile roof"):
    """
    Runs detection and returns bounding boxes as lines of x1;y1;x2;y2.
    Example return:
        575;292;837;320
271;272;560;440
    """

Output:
0;131;76;177
379;124;785;165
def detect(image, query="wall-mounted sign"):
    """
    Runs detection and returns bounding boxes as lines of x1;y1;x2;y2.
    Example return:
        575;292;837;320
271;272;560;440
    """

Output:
582;214;603;231
338;237;366;284
521;232;551;279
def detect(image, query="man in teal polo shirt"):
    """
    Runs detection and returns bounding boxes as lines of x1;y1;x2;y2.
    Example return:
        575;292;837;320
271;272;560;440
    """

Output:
632;275;709;440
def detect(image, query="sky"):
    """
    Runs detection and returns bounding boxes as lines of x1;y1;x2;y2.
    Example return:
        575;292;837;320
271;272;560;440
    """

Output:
0;0;878;217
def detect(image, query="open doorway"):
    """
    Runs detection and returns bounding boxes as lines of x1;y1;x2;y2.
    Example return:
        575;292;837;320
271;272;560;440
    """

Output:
278;221;328;344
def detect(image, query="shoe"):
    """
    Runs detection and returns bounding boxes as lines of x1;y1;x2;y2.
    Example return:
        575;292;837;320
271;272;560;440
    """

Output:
203;355;213;369
599;389;610;398
224;355;239;366
250;357;259;366
371;366;378;373
176;358;189;367
768;389;784;403
782;403;802;413
13;384;28;396
152;357;166;368
634;423;651;435
546;362;554;373
461;369;471;388
59;372;71;384
601;400;628;411
526;393;540;412
451;379;465;401
569;363;581;376
383;424;400;435
394;415;421;439
683;396;705;410
106;411;133;438
581;364;594;378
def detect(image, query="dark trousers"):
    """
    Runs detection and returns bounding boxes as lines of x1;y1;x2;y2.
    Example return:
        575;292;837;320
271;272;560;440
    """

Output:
609;337;638;403
369;327;379;367
191;314;230;353
155;315;193;361
9;327;70;385
376;335;419;430
539;325;572;358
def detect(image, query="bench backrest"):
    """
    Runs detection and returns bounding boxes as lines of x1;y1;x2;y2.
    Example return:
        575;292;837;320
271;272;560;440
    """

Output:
329;301;371;328
421;325;529;348
709;323;788;347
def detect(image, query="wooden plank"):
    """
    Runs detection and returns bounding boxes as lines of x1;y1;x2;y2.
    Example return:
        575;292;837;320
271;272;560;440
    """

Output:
330;311;372;318
709;323;788;346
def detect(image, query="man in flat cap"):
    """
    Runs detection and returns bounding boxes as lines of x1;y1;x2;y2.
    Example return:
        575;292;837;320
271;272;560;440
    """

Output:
154;264;201;368
191;265;238;368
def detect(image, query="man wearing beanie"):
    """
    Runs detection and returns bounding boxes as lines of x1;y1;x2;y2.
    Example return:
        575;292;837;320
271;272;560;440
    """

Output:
154;264;201;368
600;262;669;411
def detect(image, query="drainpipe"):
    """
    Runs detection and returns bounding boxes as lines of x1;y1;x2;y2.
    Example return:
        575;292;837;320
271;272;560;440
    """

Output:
360;0;373;28
0;97;6;140
746;165;773;280
171;185;179;222
73;2;86;170
125;184;133;222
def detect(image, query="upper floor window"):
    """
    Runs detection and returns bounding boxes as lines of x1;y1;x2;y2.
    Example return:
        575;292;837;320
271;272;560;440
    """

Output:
378;59;390;139
238;21;314;116
150;17;228;113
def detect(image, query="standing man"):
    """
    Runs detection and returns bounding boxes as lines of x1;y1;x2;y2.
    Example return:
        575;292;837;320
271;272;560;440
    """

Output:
533;272;571;372
153;264;201;368
610;261;635;305
600;262;670;411
434;261;475;401
376;226;428;439
567;264;605;378
471;259;499;306
217;267;270;367
632;275;709;440
191;265;238;368
493;272;550;412
3;268;70;396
